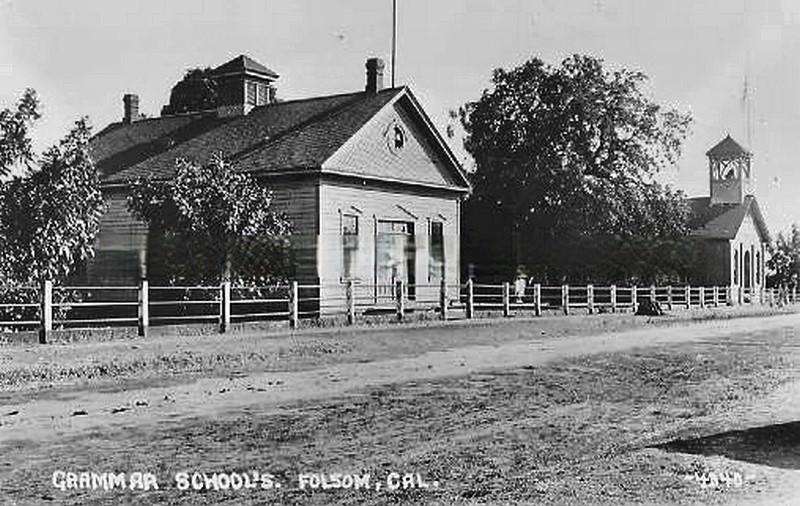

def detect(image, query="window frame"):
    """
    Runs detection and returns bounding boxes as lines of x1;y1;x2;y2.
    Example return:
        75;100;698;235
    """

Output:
341;213;360;281
428;220;445;283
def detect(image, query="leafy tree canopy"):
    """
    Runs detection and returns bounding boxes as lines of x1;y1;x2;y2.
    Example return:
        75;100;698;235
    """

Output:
127;155;292;283
160;67;219;116
460;54;694;283
0;89;104;284
767;224;800;288
0;88;41;178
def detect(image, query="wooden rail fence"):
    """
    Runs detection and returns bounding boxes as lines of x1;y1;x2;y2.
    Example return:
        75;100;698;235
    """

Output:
0;280;795;343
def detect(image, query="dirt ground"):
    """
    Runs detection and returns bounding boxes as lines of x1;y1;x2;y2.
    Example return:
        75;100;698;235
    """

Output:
2;307;800;504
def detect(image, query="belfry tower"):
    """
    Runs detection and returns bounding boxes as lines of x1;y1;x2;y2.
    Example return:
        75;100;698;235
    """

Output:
706;135;754;206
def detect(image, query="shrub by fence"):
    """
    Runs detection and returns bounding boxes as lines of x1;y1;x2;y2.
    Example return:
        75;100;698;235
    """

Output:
0;280;794;343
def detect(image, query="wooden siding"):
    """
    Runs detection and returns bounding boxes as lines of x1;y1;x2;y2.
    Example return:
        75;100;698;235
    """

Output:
90;179;319;284
690;238;731;286
318;180;460;302
260;178;319;281
691;209;766;289
731;212;766;289
89;189;148;285
323;99;459;188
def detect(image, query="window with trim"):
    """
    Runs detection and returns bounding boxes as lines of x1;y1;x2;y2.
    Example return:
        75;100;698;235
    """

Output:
428;221;445;282
246;82;258;106
733;249;739;284
756;251;761;283
342;214;359;280
256;83;269;105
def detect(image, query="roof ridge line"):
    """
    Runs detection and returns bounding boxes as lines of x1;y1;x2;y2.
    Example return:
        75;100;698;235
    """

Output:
251;87;401;109
252;90;364;109
232;89;401;164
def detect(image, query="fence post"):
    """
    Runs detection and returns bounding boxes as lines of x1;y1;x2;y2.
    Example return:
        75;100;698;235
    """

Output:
465;279;474;319
650;285;656;306
346;280;355;325
439;279;448;320
562;284;569;315
793;285;797;304
699;286;705;308
713;286;719;307
667;286;673;310
288;281;299;329
502;282;511;317
738;285;743;305
396;280;405;322
587;285;594;314
533;283;542;317
685;285;691;309
631;285;637;313
39;279;53;344
219;281;231;333
610;285;617;313
138;278;149;337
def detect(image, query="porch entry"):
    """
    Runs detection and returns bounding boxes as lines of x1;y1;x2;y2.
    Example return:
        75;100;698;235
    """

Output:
375;220;416;300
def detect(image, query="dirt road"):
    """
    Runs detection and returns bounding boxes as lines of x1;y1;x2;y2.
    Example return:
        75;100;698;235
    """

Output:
3;311;800;446
2;311;800;504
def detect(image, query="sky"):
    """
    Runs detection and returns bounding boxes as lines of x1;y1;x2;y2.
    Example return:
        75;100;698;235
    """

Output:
1;0;799;234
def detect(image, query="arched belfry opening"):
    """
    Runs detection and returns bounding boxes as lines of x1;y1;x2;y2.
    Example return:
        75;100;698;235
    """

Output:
707;134;754;205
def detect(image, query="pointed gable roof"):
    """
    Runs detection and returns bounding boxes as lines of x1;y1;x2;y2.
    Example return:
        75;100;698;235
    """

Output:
95;86;470;192
233;88;402;174
706;135;751;158
234;86;471;190
99;90;366;183
688;195;770;242
211;54;279;79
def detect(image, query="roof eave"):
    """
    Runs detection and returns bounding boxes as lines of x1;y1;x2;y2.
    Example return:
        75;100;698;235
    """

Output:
246;165;470;194
399;87;472;192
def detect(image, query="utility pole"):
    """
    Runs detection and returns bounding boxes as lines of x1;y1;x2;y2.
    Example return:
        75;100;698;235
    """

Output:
743;74;753;149
392;0;398;88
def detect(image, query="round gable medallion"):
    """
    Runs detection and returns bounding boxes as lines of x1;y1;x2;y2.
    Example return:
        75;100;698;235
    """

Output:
384;120;406;155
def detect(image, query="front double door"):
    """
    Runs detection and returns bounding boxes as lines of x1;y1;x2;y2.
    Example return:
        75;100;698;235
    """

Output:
375;221;415;301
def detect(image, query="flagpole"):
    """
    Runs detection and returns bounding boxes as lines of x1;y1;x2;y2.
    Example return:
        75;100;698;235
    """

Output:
392;0;397;88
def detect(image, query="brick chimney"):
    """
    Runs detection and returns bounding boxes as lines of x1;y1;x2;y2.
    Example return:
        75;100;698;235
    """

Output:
365;58;385;93
123;94;141;123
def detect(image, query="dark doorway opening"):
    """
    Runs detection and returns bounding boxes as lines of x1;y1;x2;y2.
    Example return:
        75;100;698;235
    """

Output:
744;250;752;289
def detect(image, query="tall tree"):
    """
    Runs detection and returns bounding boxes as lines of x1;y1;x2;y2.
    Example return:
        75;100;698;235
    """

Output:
460;54;693;283
767;225;800;288
0;90;104;284
127;155;292;284
0;88;40;178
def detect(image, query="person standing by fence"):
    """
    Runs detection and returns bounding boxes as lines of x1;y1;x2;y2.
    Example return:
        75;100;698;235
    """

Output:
514;266;528;303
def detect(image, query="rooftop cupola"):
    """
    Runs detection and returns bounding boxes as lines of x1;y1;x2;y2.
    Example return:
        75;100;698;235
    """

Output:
707;134;754;206
211;54;279;117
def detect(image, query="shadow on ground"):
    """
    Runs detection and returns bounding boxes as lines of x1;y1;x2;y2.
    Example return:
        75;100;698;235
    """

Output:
656;421;800;470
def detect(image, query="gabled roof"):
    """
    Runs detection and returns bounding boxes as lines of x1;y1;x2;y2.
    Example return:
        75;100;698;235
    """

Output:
234;87;472;190
211;54;279;79
687;195;770;242
93;86;470;192
233;88;401;175
706;135;751;158
91;112;228;179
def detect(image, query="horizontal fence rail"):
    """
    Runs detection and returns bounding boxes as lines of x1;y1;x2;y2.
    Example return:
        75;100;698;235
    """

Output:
1;279;795;343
